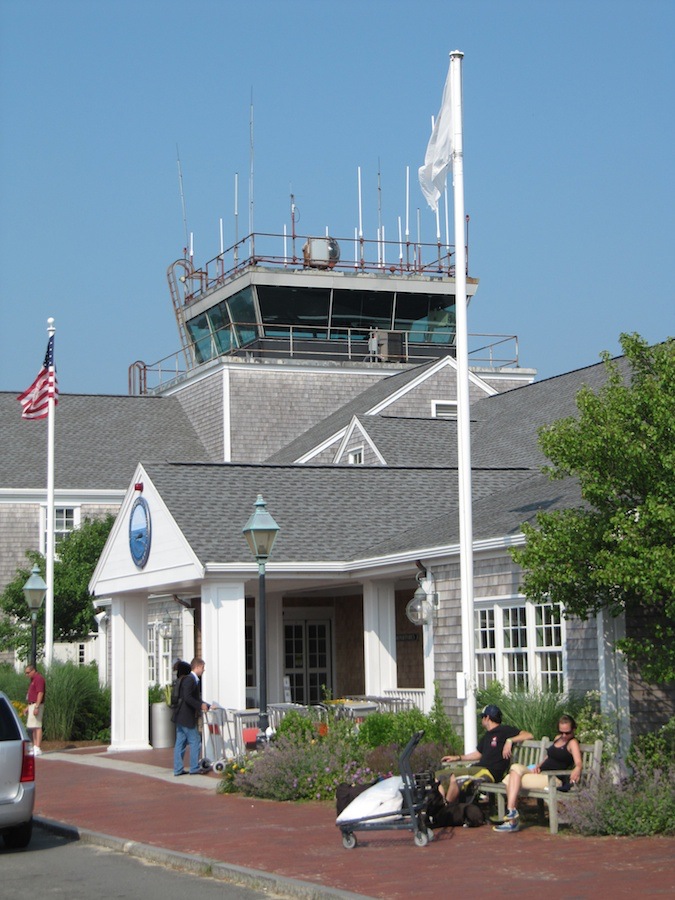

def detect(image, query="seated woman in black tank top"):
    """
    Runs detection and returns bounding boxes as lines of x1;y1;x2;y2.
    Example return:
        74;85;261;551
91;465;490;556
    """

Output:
493;714;583;833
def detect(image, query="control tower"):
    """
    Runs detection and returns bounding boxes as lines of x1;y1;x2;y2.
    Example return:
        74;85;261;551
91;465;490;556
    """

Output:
129;228;524;395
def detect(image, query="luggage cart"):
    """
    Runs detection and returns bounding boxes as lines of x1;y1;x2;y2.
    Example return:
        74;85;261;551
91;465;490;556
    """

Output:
337;730;436;848
201;707;236;773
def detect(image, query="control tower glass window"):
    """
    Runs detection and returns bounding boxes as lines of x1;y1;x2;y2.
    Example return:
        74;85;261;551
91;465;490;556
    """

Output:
187;313;214;363
331;289;393;338
228;287;257;347
208;301;234;354
257;285;330;338
394;292;456;345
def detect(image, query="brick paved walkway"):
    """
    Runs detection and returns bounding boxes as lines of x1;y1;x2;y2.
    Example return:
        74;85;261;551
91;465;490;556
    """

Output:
33;746;674;899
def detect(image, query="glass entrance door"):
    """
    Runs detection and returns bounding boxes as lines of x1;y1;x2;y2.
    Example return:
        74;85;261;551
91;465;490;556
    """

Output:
284;619;332;705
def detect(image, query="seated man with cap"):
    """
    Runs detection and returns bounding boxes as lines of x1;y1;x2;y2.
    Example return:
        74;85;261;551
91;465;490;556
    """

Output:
436;704;533;800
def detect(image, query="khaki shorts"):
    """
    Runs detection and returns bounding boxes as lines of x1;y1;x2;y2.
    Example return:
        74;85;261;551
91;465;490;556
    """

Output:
26;703;43;728
502;762;561;790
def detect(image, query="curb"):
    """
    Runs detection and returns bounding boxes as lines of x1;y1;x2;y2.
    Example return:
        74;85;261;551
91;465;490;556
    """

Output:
35;817;372;900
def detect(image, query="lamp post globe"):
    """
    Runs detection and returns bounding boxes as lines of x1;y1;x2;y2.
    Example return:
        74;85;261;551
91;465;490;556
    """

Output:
242;495;280;741
22;564;46;668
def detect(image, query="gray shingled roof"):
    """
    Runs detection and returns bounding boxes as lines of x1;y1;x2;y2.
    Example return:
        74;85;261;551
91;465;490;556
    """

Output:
142;461;532;565
264;361;438;463
347;416;461;467
359;471;584;559
469;354;629;469
1;393;211;490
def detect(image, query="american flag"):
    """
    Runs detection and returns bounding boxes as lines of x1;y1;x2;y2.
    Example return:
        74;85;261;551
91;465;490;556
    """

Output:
17;334;59;420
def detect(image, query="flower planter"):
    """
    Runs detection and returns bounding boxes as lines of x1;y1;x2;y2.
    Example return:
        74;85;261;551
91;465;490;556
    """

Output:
150;702;175;749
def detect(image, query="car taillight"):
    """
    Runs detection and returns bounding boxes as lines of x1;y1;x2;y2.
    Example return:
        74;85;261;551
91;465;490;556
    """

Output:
20;740;35;782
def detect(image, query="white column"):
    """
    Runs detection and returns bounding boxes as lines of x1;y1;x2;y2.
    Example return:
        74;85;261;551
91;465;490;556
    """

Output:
266;590;284;705
362;580;397;695
93;609;109;687
108;593;151;752
597;610;631;760
200;580;247;710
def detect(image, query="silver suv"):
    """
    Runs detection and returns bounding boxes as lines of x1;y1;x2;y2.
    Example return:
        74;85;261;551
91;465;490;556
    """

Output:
0;690;35;849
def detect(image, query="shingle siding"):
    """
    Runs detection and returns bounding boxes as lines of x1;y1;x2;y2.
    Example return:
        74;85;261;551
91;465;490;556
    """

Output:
229;368;386;462
174;374;224;461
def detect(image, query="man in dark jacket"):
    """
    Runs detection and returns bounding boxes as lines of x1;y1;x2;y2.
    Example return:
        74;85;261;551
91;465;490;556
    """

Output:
173;657;210;776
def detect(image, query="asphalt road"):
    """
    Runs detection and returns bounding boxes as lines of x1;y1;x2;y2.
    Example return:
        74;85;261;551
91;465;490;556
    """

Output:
0;826;288;900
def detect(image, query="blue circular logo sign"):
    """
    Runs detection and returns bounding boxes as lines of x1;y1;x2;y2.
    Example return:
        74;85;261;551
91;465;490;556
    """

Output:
129;496;151;568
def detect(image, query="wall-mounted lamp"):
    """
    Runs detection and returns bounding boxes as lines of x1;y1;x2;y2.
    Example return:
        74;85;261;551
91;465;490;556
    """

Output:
405;569;439;626
158;609;173;639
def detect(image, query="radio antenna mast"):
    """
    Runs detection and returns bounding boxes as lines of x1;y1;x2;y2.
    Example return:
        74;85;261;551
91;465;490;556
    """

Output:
249;90;254;242
176;145;189;258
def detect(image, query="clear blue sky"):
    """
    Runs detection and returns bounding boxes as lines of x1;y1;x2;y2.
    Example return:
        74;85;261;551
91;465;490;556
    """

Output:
1;0;673;395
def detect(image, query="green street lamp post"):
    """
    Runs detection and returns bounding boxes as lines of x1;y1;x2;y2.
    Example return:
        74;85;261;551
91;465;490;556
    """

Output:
242;494;280;740
22;564;47;667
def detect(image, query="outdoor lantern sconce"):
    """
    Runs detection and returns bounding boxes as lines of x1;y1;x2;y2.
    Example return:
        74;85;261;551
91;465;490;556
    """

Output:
405;569;438;626
158;609;173;639
23;564;47;667
242;494;280;742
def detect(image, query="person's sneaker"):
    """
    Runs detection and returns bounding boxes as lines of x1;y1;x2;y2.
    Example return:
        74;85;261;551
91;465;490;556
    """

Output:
504;808;520;821
493;820;519;833
32;746;42;756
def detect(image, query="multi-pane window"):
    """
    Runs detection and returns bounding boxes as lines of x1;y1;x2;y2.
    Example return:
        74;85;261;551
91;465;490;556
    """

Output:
474;599;564;692
147;623;173;686
535;605;564;691
503;606;528;691
42;506;79;556
475;608;496;687
147;626;157;685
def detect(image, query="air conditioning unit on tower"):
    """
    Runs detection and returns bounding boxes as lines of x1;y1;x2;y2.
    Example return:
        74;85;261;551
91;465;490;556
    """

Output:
302;237;340;270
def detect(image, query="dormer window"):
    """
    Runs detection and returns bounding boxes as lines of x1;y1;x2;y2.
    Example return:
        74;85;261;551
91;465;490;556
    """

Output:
432;400;457;419
347;447;364;465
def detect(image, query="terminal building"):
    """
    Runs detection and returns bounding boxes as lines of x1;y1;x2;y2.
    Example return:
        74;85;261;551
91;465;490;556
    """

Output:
3;227;672;754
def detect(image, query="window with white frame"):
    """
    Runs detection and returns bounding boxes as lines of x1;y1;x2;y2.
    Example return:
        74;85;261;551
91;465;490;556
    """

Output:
147;623;173;686
474;598;565;692
347;447;364;465
147;626;157;684
41;506;80;556
432;400;457;419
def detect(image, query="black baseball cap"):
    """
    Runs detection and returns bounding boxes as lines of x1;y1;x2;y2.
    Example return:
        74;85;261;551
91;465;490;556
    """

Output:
479;704;502;722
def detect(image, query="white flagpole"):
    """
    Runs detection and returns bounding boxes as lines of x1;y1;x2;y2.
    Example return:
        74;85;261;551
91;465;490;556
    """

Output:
45;317;56;666
449;50;477;752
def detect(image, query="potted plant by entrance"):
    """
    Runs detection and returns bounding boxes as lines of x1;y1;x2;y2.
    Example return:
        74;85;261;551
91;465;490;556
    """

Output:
149;683;175;749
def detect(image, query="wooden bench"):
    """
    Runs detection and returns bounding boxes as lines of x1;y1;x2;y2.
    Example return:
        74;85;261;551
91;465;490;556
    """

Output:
478;737;603;834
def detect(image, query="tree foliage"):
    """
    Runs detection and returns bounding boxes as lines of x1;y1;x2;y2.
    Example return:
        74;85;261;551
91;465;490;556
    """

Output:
0;514;115;659
511;334;675;683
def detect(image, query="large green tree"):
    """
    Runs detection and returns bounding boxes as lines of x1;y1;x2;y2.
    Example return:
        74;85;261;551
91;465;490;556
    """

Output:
511;334;675;684
0;514;115;660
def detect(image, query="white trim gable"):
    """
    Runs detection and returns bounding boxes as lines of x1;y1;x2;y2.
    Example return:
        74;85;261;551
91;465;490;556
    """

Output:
333;417;387;465
366;355;497;416
90;464;204;598
295;428;348;464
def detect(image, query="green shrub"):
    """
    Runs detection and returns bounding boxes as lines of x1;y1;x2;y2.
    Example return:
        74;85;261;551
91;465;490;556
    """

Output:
628;717;675;771
0;662;30;701
476;681;588;741
148;683;166;704
563;753;675;836
275;709;319;743
233;734;370;801
43;661;109;741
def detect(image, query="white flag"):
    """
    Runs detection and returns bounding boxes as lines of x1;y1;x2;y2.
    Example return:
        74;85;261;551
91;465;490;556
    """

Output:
418;61;453;212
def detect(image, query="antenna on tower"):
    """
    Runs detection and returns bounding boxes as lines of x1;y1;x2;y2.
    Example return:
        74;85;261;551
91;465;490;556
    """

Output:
249;90;254;247
377;159;383;267
176;145;189;258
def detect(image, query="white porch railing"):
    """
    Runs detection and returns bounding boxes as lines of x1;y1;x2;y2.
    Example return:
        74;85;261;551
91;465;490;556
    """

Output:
383;689;427;713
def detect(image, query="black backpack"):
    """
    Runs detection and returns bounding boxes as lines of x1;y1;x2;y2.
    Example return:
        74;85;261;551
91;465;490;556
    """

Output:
170;675;185;711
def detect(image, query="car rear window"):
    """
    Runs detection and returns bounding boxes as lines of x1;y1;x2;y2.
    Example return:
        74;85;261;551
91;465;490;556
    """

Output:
0;697;22;741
